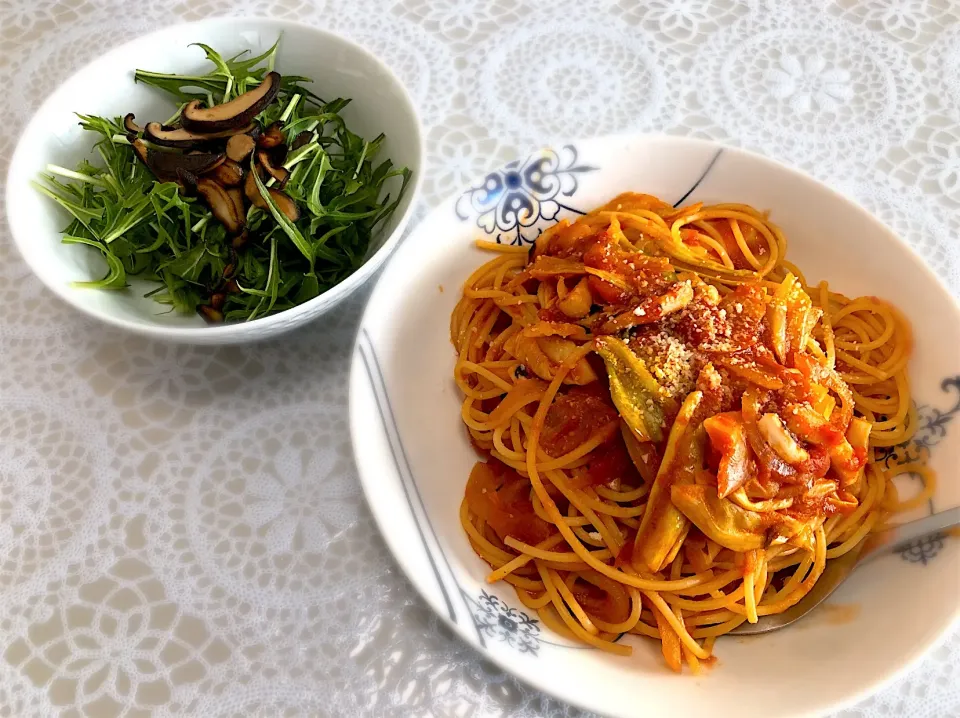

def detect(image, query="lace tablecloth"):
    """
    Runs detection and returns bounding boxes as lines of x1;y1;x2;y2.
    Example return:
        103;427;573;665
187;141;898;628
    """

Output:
1;1;959;716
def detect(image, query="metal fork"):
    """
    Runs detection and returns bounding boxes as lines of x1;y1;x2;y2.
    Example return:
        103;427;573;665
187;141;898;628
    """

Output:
730;506;960;635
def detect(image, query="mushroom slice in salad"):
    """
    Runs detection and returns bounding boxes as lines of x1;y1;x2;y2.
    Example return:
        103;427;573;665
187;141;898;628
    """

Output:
181;71;282;132
143;121;256;148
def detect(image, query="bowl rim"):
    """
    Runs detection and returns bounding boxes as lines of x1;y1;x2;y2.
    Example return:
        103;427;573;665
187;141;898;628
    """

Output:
5;16;424;342
349;132;960;718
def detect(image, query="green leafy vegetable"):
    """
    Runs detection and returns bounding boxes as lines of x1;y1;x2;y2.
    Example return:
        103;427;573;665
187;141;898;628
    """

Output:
34;38;411;323
595;336;666;442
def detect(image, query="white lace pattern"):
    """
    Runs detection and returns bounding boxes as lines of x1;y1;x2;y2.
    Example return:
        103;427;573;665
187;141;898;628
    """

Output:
0;1;958;716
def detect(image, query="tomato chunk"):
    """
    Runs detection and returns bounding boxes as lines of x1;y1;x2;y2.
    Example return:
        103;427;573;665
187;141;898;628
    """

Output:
540;386;619;457
465;461;554;545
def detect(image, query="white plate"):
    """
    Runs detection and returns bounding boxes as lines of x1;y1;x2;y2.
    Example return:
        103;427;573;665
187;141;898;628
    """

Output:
6;18;423;344
349;135;960;718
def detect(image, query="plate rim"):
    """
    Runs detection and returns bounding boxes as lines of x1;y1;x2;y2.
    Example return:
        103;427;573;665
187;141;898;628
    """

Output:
349;132;960;718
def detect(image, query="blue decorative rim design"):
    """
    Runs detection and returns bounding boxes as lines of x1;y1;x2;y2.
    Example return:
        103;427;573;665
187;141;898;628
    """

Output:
877;377;960;475
876;376;960;564
468;591;542;655
358;142;959;656
896;534;946;565
455;145;597;245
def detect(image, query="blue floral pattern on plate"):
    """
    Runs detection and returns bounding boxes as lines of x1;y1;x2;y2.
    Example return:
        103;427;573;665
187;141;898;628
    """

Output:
877;377;960;470
875;376;960;564
896;533;946;565
455;145;597;245
471;591;541;655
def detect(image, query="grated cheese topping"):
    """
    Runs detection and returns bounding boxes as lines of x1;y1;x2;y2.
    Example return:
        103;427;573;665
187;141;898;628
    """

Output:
633;330;699;399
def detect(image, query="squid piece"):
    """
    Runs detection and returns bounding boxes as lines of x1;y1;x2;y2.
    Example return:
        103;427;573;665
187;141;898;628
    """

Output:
670;484;766;552
768;514;818;552
503;334;596;385
825;490;859;515
758;413;810;465
831;417;871;487
598;280;694;333
767;273;798;364
503;333;554;383
659;280;695;315
595;336;665;442
847;416;871;451
557;277;593;318
783;402;842;445
538;337;598;384
784;405;869;486
703;412;752;498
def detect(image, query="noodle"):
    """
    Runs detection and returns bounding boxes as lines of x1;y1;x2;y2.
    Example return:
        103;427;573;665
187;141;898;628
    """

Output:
452;192;922;672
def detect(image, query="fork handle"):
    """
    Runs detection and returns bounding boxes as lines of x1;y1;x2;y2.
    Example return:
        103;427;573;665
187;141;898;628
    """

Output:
862;506;960;564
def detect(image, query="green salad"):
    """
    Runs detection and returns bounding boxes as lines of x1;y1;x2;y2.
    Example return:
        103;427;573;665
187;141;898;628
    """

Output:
34;39;411;323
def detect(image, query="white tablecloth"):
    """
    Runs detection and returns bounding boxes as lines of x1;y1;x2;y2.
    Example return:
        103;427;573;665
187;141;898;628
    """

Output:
1;1;958;716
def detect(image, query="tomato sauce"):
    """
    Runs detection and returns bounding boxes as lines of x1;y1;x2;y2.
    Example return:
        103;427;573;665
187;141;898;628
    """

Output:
539;385;619;457
465;461;554;545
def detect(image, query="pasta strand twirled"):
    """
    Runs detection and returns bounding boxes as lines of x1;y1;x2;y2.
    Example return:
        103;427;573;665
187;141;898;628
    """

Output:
452;192;926;671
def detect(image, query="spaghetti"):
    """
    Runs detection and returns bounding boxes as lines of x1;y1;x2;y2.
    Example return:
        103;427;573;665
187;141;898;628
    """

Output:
451;192;929;672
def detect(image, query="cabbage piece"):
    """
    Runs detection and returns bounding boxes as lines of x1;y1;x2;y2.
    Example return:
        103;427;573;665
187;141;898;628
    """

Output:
670;484;766;552
595;336;664;442
633;390;703;571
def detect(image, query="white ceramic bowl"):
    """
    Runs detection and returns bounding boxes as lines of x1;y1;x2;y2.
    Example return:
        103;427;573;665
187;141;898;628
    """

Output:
350;135;960;718
5;18;422;344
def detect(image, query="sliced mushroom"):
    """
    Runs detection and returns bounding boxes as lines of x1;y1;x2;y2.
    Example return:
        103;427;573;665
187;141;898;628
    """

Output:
225;186;246;223
181;72;282;132
242;170;299;222
196;178;244;235
291;130;313;150
256;148;289;187
226;133;257;162
131;138;226;181
231;232;249;250
144;121;255;149
210;293;226;311
123;113;142;134
270;190;299;223
244;170;267;210
206;159;244;187
265;143;288;166
175;168;199;196
131;138;152;167
156;150;224;177
257;122;285;149
198;305;224;323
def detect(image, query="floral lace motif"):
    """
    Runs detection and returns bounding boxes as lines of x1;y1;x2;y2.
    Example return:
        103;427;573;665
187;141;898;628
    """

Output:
1;1;959;716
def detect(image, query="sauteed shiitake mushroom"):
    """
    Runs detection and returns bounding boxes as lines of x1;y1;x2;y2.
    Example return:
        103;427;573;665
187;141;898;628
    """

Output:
33;39;412;324
127;75;299;249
